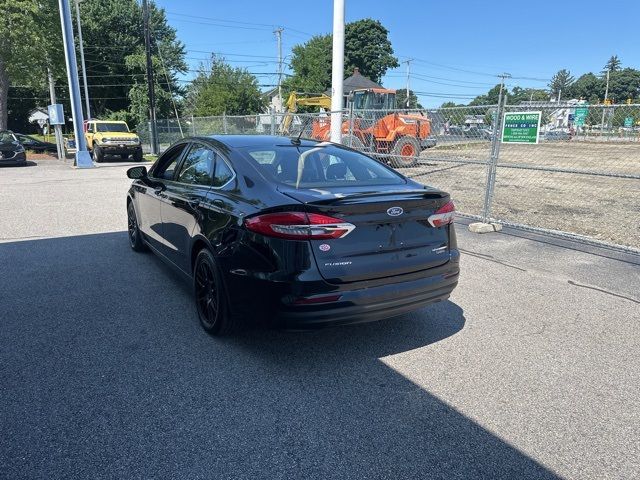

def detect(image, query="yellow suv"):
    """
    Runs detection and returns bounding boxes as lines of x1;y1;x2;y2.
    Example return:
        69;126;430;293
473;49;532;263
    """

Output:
85;120;142;162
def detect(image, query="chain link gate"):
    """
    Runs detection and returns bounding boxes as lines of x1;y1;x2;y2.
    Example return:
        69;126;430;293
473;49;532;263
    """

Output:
140;102;640;253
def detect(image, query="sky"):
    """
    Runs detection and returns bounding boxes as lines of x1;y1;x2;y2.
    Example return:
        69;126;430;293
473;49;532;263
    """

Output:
156;0;640;107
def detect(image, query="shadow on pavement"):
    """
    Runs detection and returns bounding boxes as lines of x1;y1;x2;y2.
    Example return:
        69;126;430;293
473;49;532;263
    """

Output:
0;232;559;479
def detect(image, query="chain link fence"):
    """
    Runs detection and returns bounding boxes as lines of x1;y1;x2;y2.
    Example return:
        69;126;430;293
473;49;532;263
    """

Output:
139;102;640;252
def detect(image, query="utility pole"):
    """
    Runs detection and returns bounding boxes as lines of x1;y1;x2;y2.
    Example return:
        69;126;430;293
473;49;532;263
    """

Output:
274;27;284;112
57;0;92;168
330;0;345;143
143;0;158;154
403;58;413;108
47;68;65;161
74;0;91;119
601;69;610;131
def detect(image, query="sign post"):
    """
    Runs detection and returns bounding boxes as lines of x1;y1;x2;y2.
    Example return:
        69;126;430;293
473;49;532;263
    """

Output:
501;111;542;144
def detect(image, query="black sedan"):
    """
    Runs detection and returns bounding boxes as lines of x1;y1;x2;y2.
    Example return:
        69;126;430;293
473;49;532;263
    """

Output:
0;131;27;166
126;135;460;335
14;133;57;153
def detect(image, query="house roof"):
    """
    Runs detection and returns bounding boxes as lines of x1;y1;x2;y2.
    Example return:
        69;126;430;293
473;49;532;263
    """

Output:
324;67;383;95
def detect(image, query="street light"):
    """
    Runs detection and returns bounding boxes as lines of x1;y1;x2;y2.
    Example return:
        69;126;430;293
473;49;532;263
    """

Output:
74;0;91;119
330;0;345;143
57;0;92;168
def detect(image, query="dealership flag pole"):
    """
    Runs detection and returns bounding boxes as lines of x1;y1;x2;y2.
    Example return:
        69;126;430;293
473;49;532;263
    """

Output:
330;0;345;143
57;0;92;168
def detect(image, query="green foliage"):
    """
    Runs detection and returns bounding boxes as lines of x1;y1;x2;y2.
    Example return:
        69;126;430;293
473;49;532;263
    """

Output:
606;68;640;103
283;34;333;94
469;84;503;106
283;18;398;94
548;69;575;99
78;0;186;125
567;73;602;103
603;55;621;73
0;0;62;128
344;19;399;83
185;56;265;116
395;89;422;109
509;86;548;103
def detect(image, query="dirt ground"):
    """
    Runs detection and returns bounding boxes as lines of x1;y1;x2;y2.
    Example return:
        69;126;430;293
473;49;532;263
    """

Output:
405;141;640;249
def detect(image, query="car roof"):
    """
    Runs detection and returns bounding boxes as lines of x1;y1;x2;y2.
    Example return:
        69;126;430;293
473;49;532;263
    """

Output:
199;135;323;149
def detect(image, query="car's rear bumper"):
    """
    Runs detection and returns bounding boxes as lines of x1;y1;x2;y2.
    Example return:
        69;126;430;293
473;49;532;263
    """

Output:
225;251;460;328
277;262;459;328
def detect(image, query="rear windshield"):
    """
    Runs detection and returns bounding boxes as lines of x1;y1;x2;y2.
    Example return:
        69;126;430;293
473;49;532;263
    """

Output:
96;123;129;133
239;143;405;189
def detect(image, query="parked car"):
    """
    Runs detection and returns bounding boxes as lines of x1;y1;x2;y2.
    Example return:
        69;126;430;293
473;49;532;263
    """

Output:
0;131;27;166
14;133;57;153
446;126;465;137
126;135;460;335
85;120;143;162
464;126;492;140
544;130;570;141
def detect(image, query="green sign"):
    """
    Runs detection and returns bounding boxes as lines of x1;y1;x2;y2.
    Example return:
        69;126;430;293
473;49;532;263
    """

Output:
574;106;589;126
502;112;541;144
624;117;633;127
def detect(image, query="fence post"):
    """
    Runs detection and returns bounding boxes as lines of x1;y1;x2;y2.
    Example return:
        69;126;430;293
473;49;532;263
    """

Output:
270;106;276;136
347;102;354;146
482;96;505;222
223;112;228;134
191;115;196;135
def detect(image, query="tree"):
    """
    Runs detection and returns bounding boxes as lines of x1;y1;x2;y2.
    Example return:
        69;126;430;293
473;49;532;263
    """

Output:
607;68;640;103
185;56;265;116
77;0;186;126
509;86;549;103
567;73;602;103
395;89;422;109
284;18;398;94
344;19;399;83
0;0;62;129
469;84;503;106
603;55;622;74
548;69;575;100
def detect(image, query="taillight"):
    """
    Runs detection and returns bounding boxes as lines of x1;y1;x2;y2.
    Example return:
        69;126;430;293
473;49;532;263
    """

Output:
245;212;355;240
427;201;455;228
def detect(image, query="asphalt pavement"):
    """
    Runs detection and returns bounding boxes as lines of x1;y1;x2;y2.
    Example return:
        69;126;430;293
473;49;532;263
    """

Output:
1;158;639;479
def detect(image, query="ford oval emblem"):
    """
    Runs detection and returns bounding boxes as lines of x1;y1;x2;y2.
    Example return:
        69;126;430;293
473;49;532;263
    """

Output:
387;207;404;217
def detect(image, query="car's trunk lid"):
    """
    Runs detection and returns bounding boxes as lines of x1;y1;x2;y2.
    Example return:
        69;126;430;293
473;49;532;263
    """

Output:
278;185;452;284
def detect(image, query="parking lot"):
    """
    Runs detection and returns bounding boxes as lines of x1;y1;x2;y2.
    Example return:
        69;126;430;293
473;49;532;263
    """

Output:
1;158;639;479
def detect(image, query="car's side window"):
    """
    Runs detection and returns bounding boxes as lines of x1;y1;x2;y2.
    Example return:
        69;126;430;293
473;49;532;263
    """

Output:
176;144;214;186
212;156;235;187
153;144;188;180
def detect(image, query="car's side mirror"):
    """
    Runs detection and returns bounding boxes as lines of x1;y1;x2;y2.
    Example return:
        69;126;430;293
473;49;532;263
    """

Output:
127;166;148;179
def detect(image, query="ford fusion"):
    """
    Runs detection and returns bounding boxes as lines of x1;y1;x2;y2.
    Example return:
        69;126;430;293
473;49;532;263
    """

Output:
126;135;459;335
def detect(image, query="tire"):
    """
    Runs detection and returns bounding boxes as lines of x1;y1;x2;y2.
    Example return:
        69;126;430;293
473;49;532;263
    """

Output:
94;145;104;163
390;136;420;168
127;201;147;252
340;134;365;150
193;249;235;336
133;148;143;162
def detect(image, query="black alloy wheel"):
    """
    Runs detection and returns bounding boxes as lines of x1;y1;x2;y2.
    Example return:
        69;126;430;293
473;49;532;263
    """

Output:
127;201;146;252
193;249;234;336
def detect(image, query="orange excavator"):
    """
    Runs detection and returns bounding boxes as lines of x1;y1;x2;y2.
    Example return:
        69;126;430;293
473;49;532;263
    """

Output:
280;88;435;167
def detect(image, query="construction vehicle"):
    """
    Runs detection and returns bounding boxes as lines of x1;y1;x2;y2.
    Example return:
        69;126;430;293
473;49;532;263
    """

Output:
280;88;435;167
